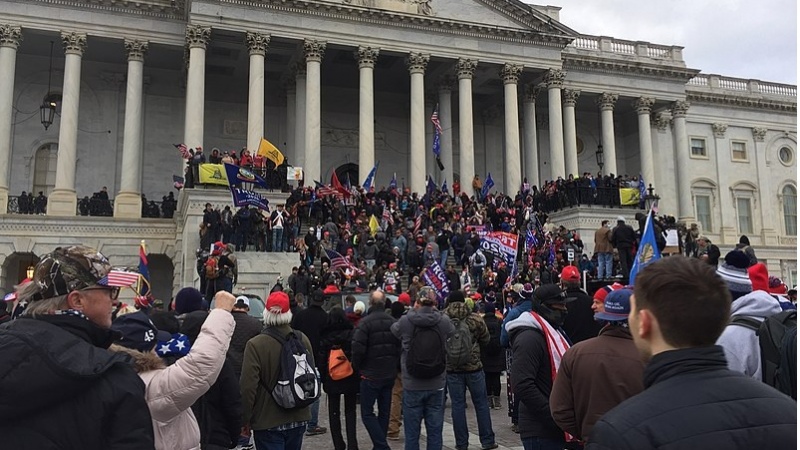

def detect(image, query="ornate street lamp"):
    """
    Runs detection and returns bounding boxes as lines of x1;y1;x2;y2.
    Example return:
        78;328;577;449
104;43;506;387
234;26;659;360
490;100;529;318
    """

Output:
595;144;604;171
26;265;35;279
40;41;57;130
644;184;661;211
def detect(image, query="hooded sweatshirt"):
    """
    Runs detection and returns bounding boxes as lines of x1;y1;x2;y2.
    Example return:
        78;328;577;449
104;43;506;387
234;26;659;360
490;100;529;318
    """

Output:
391;306;455;390
716;290;782;379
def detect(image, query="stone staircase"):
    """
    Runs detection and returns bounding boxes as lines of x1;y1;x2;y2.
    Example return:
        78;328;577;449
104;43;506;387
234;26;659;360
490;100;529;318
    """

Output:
230;251;297;299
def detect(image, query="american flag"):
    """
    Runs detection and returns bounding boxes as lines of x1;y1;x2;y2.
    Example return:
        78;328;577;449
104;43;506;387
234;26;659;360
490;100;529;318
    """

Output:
382;207;394;226
326;249;364;275
430;105;443;134
98;270;141;287
174;143;191;159
314;181;343;199
413;214;423;235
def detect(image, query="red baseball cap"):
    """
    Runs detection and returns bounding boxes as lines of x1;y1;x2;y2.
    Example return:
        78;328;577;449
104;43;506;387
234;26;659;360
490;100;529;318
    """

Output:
398;292;412;306
560;266;580;282
266;291;290;314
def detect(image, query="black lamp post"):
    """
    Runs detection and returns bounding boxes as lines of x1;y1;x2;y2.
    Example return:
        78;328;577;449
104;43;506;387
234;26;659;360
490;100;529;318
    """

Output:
40;41;56;130
595;143;604;172
644;183;661;210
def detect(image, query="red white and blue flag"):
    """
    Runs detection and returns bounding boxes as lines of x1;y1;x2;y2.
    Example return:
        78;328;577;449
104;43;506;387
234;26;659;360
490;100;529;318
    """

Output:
326;249;364;275
174;143;191;159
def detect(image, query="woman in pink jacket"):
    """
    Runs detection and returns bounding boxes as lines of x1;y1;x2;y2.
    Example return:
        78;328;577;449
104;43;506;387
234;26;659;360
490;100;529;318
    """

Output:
110;291;236;450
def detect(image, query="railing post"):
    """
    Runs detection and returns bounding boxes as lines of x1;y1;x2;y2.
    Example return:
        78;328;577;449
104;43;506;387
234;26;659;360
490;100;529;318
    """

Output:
635;41;649;57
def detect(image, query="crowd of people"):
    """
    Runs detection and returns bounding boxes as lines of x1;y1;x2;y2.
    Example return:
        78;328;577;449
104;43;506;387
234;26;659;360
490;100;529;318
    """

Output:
12;187;177;218
0;244;795;450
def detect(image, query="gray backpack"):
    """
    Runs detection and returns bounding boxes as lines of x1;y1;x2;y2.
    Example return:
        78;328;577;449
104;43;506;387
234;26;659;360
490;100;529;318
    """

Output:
446;317;474;370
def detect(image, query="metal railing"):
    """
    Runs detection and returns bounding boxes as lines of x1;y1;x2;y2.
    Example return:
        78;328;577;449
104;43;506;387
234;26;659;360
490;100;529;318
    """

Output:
7;195;176;218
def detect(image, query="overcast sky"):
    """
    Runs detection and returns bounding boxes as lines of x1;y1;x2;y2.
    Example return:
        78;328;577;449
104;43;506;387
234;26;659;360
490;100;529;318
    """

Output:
530;0;797;85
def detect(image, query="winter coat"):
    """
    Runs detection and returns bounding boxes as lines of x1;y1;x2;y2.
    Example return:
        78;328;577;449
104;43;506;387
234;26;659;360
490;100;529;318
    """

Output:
549;326;644;441
610;224;636;249
0;315;154;449
506;312;566;441
228;310;263;377
318;321;361;395
291;304;329;355
716;290;782;380
240;324;314;430
481;313;506;373
111;308;234;450
593;226;613;253
192;357;242;449
587;346;797;450
443;301;490;372
391;306;455;391
352;307;401;382
562;287;604;344
500;298;533;348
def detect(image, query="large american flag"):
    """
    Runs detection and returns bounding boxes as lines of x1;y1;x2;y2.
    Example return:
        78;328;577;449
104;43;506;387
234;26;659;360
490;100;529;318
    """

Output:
98;270;141;287
430;105;443;134
326;249;364;275
174;143;191;159
382;207;394;226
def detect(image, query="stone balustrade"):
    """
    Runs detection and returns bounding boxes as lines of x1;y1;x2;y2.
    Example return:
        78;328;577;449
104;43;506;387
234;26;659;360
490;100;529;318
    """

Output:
567;34;684;63
687;74;797;98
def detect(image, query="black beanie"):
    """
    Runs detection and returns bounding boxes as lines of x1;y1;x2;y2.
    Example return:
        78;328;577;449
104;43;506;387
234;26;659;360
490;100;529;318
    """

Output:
447;290;466;304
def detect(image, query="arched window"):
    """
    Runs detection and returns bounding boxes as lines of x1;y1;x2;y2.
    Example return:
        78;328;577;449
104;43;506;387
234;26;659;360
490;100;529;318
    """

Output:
33;143;58;197
782;185;797;236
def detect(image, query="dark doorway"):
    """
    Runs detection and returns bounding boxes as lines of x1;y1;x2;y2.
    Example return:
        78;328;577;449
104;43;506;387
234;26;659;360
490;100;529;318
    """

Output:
335;163;359;187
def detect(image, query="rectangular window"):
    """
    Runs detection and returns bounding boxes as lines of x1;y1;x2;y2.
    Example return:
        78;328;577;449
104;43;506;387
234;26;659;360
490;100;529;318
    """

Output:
695;195;712;232
690;138;707;157
783;189;797;236
731;141;748;161
736;197;753;234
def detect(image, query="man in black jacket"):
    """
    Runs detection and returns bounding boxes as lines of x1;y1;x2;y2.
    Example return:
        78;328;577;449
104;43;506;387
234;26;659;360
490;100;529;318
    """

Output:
588;256;796;450
0;245;155;449
291;289;330;436
228;296;263;378
352;290;401;450
610;216;636;281
559;266;603;344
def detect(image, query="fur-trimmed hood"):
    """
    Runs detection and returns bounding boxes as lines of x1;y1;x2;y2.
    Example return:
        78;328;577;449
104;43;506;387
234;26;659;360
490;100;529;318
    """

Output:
109;344;166;373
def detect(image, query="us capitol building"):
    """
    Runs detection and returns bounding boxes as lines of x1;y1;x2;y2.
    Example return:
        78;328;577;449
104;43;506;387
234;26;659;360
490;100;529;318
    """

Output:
0;0;796;299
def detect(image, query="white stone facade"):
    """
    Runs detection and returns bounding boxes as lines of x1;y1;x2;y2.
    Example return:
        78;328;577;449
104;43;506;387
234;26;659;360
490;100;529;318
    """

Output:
0;0;796;293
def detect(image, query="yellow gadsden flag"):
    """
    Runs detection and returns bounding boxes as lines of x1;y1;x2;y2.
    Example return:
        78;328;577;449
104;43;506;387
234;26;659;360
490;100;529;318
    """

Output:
198;164;229;186
369;214;380;237
257;138;285;167
619;188;641;206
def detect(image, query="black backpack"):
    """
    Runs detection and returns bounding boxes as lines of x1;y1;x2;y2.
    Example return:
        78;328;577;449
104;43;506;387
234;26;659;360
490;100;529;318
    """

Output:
732;310;797;399
406;323;446;379
263;328;321;409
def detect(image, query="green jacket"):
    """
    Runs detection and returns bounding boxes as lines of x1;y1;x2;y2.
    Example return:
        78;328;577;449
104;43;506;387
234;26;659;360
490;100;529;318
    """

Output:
444;302;490;372
240;324;314;430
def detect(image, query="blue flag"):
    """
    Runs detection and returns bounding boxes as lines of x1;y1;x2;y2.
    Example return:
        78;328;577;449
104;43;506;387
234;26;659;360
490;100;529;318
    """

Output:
548;243;556;266
629;210;662;284
229;186;270;211
481;173;494;199
638;174;646;201
389;173;397;192
426;175;436;195
441;178;448;194
432;129;441;157
362;163;379;190
224;163;269;189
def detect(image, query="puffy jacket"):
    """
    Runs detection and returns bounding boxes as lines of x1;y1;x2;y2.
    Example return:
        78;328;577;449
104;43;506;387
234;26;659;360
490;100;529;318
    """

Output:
587;346;797;450
228;310;263;377
562;287;603;344
112;308;235;450
481;313;506;373
500;298;532;348
716;290;782;379
444;301;490;372
507;312;566;441
318;321;361;395
550;326;644;441
0;315;154;449
352;307;401;382
392;305;455;391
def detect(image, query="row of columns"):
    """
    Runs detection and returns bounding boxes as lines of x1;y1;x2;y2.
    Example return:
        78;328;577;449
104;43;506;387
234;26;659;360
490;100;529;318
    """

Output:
0;24;686;220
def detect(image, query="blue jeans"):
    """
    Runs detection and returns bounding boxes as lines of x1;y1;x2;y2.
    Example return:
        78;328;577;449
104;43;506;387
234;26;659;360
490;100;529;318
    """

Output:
254;425;305;450
309;396;320;429
403;388;445;450
447;372;495;449
597;252;613;279
521;437;565;450
360;378;394;450
440;249;449;268
272;228;284;252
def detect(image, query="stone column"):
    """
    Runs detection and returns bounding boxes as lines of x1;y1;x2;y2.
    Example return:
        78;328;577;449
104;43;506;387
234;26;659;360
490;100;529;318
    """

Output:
304;39;325;183
752;127;777;244
183;25;210;151
456;58;477;185
246;32;269;154
712;122;736;241
114;39;149;218
562;89;580;177
293;64;306;171
501;63;522;194
671;100;693;222
49;32;87;216
285;81;296;166
597;92;619;176
438;76;454;188
357;46;379;185
0;25;21;212
523;84;540;187
545;69;565;179
407;52;429;194
634;97;656;189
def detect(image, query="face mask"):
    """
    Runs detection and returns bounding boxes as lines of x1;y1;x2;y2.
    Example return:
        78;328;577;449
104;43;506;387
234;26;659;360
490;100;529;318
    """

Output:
536;302;568;328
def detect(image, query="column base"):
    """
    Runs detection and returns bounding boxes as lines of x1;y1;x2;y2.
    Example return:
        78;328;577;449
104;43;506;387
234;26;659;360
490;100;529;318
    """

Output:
761;228;779;246
720;226;739;246
114;192;142;219
0;187;8;214
48;189;78;217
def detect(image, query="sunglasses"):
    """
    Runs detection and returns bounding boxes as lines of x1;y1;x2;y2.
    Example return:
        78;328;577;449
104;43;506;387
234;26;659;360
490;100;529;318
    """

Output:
81;286;120;301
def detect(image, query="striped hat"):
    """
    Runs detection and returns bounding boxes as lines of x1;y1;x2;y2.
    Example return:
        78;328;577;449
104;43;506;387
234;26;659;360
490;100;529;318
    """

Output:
716;250;752;300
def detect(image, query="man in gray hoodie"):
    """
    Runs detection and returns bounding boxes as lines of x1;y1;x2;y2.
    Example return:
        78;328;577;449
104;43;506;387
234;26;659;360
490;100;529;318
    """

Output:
391;286;455;450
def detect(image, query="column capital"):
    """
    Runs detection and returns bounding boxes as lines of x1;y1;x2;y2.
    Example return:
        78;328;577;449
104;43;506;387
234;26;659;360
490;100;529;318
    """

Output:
543;68;566;88
523;84;542;103
633;96;655;114
0;24;22;49
651;112;671;132
246;32;270;56
500;63;523;84
562;89;581;107
456;58;477;79
671;100;690;117
185;25;211;49
356;45;380;69
752;127;767;142
292;62;307;79
596;92;619;111
303;39;326;63
437;74;456;93
712;122;728;138
124;39;148;62
61;31;87;56
406;52;429;74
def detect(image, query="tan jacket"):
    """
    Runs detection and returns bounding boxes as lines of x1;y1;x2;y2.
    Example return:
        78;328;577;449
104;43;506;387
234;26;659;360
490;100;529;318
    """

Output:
111;309;235;450
594;226;614;253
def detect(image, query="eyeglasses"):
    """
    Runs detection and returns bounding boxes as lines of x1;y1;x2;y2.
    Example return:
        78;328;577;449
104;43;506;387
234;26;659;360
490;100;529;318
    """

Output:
81;286;120;301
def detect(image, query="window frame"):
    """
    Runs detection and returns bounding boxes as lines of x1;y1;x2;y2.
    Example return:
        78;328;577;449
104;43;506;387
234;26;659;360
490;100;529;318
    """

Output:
33;143;58;197
689;137;708;159
778;146;795;167
730;140;749;162
695;194;713;233
734;196;754;235
781;184;797;236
